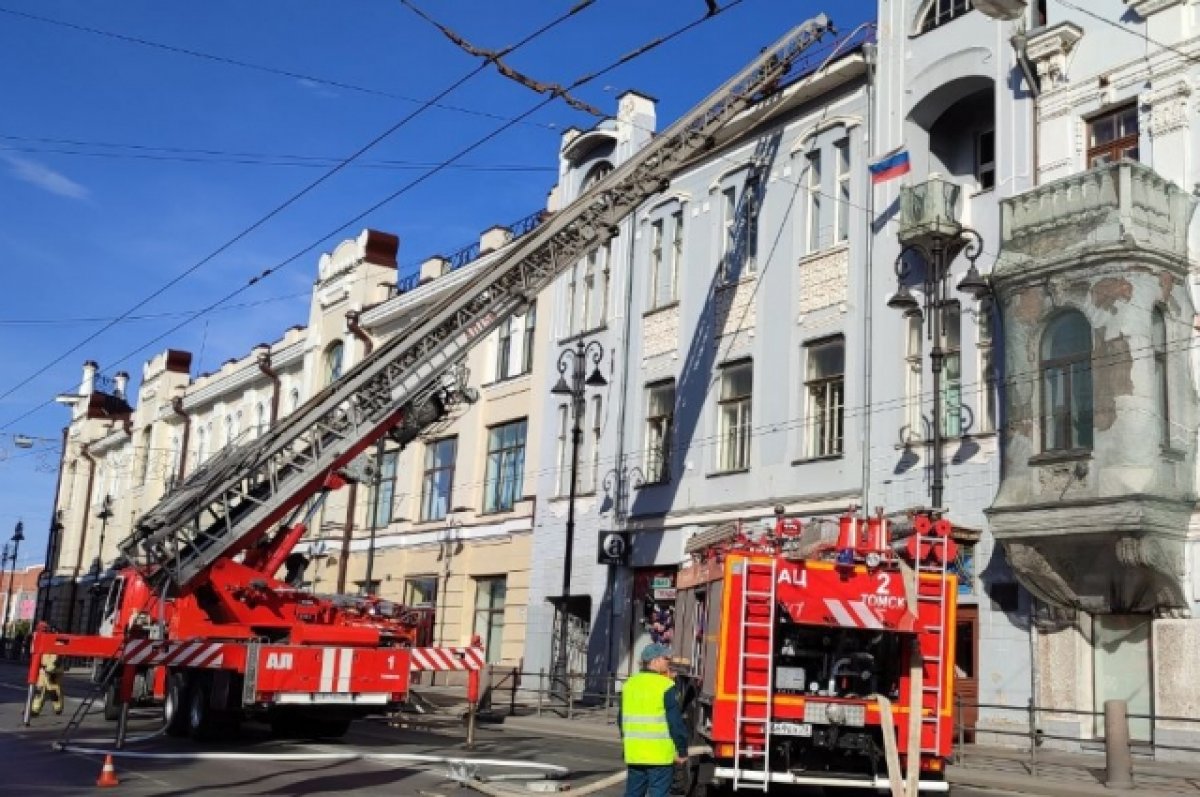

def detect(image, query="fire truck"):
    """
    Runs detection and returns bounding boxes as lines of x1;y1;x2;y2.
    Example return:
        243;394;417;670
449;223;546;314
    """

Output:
24;14;835;745
675;508;958;794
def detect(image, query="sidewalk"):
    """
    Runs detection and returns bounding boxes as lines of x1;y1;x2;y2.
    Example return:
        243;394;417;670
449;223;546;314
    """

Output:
471;704;1200;797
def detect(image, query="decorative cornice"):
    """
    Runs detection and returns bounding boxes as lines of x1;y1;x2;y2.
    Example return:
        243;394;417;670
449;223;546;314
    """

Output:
1125;0;1187;17
1025;22;1083;88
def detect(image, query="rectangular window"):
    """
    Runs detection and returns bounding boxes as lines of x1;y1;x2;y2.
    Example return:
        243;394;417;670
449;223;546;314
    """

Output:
483;419;527;512
564;273;578;338
805;337;845;458
404;576;438;607
670;210;684;302
806;150;822;254
521;301;537;374
649;219;665;308
942;302;963;438
905;312;924;442
473;576;507;664
717;361;753;472
556;404;571;497
645;380;676;483
420;437;457;521
373;448;398;526
588;395;602;493
834;138;851;243
978;307;997;433
976;129;995;191
1087;104;1139;167
721;186;737;278
496;316;514;381
582;250;597;332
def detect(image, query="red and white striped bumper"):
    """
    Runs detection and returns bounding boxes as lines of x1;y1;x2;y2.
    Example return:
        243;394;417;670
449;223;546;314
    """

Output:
408;646;486;672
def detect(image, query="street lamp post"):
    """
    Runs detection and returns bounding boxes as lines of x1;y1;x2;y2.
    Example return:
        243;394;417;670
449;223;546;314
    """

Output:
888;177;987;510
1;521;25;654
88;496;114;634
549;338;607;692
34;511;63;628
364;436;385;597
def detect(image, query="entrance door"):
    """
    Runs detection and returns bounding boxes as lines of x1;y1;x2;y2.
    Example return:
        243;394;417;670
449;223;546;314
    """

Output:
954;606;979;742
1093;614;1152;741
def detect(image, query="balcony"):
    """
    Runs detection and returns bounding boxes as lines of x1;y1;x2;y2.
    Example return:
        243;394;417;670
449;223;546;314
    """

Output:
996;161;1195;278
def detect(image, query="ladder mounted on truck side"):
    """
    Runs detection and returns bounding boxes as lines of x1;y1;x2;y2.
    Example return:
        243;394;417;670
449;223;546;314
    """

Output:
732;557;778;792
118;16;835;593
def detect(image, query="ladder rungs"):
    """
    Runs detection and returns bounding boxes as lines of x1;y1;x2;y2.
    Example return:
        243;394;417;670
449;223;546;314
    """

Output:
743;621;773;628
744;590;774;597
742;653;772;659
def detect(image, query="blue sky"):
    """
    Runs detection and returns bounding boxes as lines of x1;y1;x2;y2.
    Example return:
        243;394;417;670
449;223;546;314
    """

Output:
0;0;875;561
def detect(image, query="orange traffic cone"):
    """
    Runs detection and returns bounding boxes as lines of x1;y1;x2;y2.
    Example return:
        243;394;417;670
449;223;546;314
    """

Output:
96;754;119;788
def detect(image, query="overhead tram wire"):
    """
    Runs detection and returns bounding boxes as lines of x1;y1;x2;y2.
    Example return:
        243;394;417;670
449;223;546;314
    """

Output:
0;137;558;173
0;5;560;132
0;0;749;434
0;1;597;428
76;0;752;372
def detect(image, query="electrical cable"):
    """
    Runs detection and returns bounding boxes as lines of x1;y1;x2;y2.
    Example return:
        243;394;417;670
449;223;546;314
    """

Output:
0;1;598;430
0;5;561;132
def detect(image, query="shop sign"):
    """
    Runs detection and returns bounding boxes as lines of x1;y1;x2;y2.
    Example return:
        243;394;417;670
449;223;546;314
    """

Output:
653;588;677;601
597;530;630;566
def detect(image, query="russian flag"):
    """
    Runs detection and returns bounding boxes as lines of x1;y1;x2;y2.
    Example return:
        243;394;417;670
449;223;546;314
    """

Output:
869;148;911;184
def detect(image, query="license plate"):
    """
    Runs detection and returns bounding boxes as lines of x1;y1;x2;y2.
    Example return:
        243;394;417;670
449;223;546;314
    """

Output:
311;692;346;703
770;721;812;737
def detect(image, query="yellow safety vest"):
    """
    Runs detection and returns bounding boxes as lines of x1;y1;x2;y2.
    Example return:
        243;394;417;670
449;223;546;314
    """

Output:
621;671;677;765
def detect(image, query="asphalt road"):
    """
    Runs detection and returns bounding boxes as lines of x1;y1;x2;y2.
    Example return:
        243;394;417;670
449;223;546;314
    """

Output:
0;663;1016;796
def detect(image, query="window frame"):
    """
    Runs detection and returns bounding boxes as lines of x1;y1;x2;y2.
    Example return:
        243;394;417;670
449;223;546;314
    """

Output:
587;394;602;493
1039;311;1094;453
483;418;528;513
649;219;666;308
834;138;851;243
473;576;508;665
716;360;753;472
555;404;571;497
804;335;846;459
977;303;997;433
420;436;457;522
806;149;823;254
976;128;996;191
1087;103;1139;167
496;315;514;382
918;0;973;34
644;379;676;484
941;301;963;438
373;447;398;526
521;301;537;374
670;210;684;302
324;340;345;385
1152;306;1169;447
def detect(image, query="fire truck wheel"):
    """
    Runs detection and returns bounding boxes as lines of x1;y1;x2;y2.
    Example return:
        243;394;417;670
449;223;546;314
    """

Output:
102;683;121;721
163;672;191;737
188;679;216;741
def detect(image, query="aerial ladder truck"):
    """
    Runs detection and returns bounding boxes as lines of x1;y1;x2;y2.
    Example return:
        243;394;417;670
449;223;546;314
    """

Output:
24;15;835;745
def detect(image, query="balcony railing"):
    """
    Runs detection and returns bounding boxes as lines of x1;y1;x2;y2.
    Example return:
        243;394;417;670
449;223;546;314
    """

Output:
998;161;1195;268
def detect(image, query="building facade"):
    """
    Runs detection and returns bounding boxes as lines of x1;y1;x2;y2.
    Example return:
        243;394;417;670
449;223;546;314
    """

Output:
42;224;549;676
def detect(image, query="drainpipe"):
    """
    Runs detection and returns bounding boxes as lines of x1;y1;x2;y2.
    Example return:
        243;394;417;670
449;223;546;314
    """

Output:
346;309;375;356
34;427;69;627
1010;30;1041;187
255;350;281;427
861;41;878;515
338;309;374;594
66;442;98;634
171;396;192;483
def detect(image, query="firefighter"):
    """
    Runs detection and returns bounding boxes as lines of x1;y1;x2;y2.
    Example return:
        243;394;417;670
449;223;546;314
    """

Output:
619;643;688;797
31;626;64;717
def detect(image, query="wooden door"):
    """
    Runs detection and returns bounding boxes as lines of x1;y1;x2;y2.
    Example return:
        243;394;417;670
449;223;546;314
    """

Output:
954;606;979;744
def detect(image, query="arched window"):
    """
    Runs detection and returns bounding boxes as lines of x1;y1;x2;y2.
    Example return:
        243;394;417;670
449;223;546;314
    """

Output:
255;402;267;437
1152;307;1169;446
290;388;301;413
195;427;207;466
1041;311;1093;452
139;427;152;485
918;0;973;34
324;341;344;385
224;415;234;448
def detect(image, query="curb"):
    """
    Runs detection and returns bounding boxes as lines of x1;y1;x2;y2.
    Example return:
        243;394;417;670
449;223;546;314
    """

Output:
946;767;1196;797
493;715;620;745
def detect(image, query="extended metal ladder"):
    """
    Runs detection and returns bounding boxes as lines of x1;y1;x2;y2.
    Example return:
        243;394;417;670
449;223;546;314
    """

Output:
116;16;833;595
732;557;778;792
913;521;953;758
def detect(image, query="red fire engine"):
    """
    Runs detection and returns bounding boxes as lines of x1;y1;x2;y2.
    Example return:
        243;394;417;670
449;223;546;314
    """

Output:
26;470;478;741
675;507;958;793
23;15;837;748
